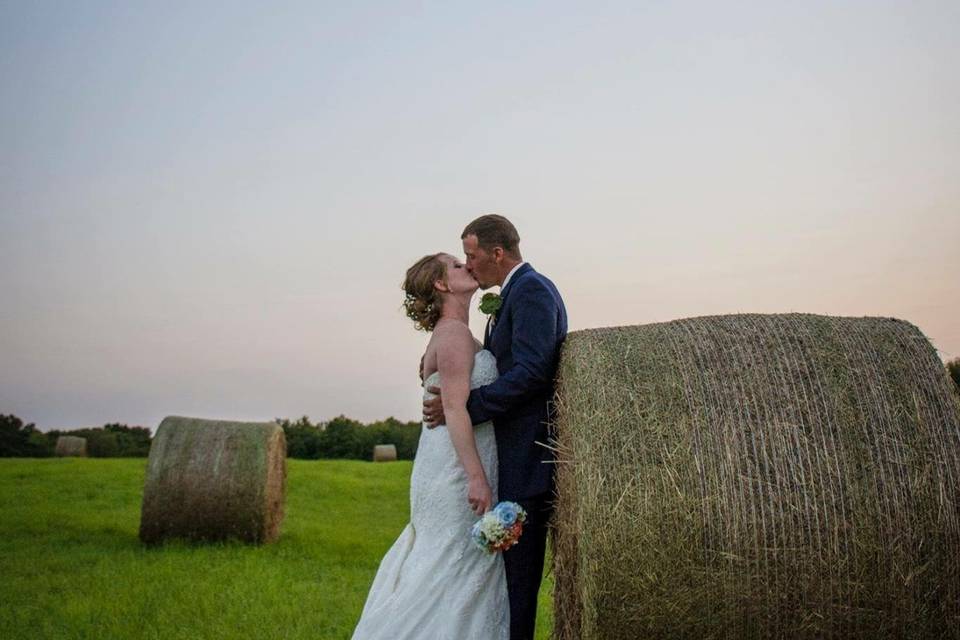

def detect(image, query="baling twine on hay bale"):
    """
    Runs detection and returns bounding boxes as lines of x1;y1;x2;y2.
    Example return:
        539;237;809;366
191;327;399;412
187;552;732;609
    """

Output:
54;435;87;457
139;416;287;545
373;444;397;462
552;313;960;639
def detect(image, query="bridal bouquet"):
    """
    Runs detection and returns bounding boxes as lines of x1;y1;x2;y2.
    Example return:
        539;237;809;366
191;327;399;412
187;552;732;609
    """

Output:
471;501;527;554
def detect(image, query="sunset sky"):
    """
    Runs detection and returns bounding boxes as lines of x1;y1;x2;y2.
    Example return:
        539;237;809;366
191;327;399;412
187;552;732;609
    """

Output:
2;1;958;432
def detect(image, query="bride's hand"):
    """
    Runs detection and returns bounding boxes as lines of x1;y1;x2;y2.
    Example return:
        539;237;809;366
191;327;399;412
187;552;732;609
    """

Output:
467;476;493;516
423;388;445;428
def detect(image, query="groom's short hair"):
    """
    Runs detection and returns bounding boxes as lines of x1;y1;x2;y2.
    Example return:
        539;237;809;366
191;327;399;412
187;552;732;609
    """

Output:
461;214;521;257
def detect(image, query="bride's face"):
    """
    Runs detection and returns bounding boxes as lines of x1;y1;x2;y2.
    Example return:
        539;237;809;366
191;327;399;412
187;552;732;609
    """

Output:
437;254;478;296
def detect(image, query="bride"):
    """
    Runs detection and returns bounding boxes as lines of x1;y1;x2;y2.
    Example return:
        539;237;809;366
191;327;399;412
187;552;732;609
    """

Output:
351;253;509;640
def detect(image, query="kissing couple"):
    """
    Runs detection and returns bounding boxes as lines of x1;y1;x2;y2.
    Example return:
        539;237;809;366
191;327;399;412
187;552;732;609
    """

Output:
352;214;568;640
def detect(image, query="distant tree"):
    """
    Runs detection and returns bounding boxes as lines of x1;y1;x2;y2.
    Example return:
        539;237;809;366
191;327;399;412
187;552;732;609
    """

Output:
27;430;53;456
87;430;120;457
0;414;27;456
0;414;52;457
1;415;46;457
948;358;960;393
103;423;152;456
277;416;323;459
321;415;364;458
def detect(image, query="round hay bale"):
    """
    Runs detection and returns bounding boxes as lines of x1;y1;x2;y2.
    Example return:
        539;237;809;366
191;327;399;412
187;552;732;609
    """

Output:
54;435;87;457
139;416;286;545
373;444;397;462
553;313;960;639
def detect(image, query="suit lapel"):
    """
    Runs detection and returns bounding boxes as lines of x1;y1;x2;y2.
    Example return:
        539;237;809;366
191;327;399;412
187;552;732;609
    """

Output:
488;264;533;345
498;263;533;306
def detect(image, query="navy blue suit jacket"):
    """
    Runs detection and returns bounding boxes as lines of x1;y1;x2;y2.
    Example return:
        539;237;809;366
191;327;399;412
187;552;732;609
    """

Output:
467;263;567;500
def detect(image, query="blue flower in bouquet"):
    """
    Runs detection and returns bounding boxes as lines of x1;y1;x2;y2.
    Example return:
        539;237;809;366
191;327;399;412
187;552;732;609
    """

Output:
493;501;520;525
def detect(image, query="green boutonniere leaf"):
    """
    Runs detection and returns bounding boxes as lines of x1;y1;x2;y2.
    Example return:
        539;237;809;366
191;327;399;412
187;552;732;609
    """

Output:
479;293;502;316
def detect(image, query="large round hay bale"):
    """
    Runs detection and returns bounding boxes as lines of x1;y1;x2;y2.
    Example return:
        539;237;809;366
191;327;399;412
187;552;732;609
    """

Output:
54;435;87;457
139;416;286;545
553;314;960;639
373;444;397;462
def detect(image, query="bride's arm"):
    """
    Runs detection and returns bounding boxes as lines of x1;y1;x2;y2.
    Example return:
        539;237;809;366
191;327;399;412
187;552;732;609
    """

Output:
435;321;492;516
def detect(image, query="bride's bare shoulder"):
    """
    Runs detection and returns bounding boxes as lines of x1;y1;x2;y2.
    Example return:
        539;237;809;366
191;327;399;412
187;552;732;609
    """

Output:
432;319;476;353
433;318;472;337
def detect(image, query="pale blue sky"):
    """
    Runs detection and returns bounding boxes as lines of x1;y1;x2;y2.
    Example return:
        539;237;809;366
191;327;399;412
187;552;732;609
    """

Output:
2;1;958;431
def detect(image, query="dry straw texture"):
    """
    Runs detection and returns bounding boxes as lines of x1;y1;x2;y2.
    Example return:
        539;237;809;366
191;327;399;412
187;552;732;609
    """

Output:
54;435;87;457
552;314;960;639
139;416;287;545
373;444;398;462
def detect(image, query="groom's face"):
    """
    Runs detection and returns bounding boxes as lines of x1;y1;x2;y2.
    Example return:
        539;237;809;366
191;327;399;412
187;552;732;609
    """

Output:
462;234;499;290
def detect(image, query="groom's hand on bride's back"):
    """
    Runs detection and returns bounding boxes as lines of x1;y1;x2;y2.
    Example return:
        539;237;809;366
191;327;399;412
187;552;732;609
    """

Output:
423;388;445;428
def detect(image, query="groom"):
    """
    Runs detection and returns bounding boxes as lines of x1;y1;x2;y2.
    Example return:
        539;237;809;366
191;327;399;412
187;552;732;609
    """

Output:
424;214;568;640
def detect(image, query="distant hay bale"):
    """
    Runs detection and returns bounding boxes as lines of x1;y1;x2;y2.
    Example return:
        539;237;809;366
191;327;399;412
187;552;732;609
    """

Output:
54;435;87;457
139;416;287;545
373;444;397;462
553;314;960;639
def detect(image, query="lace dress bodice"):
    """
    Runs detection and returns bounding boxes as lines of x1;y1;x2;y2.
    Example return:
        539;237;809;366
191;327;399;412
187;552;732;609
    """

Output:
421;348;500;393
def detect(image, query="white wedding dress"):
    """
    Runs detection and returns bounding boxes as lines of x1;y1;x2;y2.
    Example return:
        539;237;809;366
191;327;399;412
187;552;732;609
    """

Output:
351;349;509;640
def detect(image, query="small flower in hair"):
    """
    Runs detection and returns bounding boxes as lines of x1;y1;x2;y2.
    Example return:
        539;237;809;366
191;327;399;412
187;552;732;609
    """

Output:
479;293;502;316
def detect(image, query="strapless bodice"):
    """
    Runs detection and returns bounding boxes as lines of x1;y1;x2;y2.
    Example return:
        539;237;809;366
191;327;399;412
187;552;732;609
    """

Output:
422;348;499;397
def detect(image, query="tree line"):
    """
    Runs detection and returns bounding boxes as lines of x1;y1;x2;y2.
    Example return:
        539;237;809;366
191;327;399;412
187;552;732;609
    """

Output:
277;415;421;460
5;359;958;460
0;415;154;457
0;413;422;460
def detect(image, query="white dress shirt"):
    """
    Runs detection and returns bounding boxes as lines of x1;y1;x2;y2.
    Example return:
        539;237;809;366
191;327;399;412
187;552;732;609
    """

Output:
499;261;526;292
487;262;525;333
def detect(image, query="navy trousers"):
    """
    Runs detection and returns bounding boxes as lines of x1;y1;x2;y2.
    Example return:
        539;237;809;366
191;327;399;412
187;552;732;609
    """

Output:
503;492;553;640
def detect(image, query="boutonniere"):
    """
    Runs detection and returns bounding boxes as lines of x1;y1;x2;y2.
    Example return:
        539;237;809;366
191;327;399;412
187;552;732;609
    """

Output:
479;292;502;317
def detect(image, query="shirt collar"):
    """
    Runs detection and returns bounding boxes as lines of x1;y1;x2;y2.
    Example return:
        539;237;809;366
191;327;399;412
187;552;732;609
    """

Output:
499;262;526;292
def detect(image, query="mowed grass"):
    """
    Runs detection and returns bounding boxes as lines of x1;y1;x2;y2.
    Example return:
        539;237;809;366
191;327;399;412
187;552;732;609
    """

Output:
0;458;554;639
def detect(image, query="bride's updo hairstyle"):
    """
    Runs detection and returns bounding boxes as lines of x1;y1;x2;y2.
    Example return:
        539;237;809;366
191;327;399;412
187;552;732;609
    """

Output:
403;253;447;332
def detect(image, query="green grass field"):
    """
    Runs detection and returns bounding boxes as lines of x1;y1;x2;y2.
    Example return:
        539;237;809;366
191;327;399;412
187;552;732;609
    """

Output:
0;458;554;639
